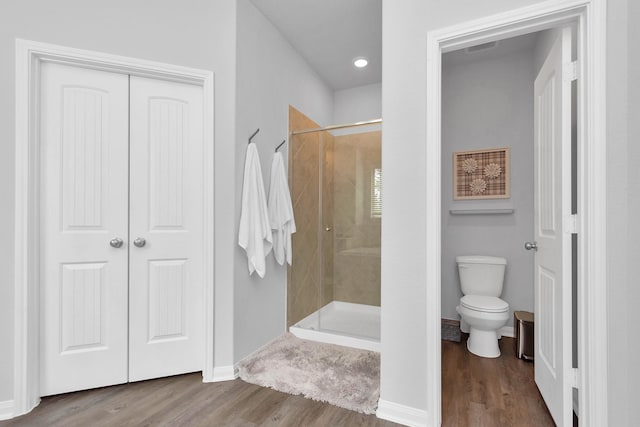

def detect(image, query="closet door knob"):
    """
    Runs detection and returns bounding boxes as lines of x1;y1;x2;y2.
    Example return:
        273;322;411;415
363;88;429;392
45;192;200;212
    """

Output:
109;237;124;248
133;237;146;248
524;241;538;251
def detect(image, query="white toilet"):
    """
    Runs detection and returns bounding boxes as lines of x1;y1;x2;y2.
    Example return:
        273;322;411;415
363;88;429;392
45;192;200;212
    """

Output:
456;255;509;358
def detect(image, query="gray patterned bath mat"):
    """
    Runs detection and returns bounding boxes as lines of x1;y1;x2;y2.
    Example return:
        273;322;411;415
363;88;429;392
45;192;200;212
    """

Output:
442;320;461;342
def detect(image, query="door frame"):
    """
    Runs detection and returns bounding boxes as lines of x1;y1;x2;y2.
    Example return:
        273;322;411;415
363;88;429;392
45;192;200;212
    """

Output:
425;1;607;426
13;39;215;416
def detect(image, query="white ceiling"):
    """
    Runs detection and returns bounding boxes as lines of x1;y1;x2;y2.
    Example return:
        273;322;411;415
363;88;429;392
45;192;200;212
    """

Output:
249;0;382;91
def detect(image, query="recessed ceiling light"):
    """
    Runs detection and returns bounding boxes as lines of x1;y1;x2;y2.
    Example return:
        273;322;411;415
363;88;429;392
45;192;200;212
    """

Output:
353;57;368;68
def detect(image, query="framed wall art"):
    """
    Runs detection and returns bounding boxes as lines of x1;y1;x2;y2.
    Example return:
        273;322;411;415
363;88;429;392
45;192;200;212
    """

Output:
453;147;510;200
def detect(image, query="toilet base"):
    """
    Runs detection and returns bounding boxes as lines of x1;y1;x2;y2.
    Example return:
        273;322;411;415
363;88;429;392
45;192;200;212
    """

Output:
467;328;501;358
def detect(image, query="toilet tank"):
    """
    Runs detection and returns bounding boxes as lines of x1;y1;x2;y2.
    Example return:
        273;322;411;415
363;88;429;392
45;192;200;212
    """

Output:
456;255;507;296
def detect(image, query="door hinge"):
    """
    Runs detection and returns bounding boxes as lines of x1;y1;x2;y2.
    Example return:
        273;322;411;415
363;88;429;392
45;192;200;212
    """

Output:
564;60;579;82
565;214;579;234
569;368;580;389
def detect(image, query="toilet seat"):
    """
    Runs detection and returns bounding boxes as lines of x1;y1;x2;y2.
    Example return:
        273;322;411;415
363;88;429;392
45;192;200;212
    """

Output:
460;295;509;313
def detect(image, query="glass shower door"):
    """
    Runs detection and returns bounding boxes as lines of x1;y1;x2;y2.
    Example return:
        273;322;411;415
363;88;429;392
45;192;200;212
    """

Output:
317;127;382;340
287;104;382;347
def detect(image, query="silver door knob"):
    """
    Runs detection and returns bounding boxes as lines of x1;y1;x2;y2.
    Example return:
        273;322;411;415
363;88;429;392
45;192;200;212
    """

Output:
109;237;124;248
524;241;538;251
133;237;146;248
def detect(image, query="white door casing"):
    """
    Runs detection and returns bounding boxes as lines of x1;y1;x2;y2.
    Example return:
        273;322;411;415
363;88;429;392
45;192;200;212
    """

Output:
15;39;215;417
421;3;606;427
40;62;130;396
533;27;573;427
128;76;204;381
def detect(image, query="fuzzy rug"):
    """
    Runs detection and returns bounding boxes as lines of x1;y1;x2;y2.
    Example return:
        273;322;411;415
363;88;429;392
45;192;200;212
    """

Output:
237;333;380;414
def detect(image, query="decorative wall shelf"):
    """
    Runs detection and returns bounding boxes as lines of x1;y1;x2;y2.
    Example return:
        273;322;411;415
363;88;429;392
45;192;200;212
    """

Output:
449;208;515;215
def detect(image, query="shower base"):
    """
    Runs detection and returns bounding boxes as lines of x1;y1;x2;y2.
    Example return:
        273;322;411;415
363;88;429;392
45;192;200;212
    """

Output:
289;301;380;352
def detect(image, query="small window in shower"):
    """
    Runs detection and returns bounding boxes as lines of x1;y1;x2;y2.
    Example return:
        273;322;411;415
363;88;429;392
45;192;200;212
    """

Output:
371;167;382;218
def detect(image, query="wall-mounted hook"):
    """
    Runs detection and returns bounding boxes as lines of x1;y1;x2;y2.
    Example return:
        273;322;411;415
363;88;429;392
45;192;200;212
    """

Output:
275;139;286;152
248;128;260;144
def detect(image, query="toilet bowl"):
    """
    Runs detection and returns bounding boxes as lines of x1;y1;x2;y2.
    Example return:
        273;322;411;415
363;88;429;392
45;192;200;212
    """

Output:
456;256;509;358
457;295;509;358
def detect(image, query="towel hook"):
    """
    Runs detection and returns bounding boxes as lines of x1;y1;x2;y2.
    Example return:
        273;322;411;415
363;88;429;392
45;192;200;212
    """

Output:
248;128;260;144
275;139;286;152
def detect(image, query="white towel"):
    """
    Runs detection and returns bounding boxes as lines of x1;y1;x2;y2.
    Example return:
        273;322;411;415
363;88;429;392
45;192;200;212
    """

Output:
238;142;272;277
268;151;296;265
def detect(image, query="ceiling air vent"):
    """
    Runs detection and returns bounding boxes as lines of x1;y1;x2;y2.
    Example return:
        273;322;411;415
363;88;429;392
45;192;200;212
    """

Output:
465;41;498;53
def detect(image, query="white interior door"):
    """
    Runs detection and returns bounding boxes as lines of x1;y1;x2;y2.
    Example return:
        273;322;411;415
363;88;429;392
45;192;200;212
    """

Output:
533;27;573;426
128;76;204;381
40;62;130;396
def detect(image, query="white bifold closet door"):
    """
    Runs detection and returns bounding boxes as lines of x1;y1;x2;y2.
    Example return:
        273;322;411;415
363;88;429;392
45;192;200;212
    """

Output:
40;62;204;396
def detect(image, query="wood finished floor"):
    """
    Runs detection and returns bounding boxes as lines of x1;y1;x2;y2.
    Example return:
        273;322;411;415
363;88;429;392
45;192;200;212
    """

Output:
2;336;557;427
0;374;398;427
442;335;556;427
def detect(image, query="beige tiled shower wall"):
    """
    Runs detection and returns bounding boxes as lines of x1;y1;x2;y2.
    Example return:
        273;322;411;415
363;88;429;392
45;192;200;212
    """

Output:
332;131;382;306
287;106;334;327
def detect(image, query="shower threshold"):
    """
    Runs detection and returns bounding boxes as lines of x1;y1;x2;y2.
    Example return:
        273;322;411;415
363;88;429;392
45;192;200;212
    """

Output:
289;301;381;352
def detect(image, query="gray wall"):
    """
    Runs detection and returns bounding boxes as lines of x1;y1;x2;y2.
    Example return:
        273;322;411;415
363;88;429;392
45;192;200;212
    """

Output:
333;83;382;124
607;0;637;425
626;0;640;422
234;0;334;361
0;0;238;402
441;47;535;327
382;0;637;421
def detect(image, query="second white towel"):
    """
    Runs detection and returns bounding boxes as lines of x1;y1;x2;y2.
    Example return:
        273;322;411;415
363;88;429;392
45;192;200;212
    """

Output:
268;151;296;265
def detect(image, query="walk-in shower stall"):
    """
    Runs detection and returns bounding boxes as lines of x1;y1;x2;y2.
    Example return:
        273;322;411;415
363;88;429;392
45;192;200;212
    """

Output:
287;106;381;352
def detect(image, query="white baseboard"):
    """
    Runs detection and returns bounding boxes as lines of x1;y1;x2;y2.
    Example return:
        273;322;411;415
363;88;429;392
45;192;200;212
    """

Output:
376;399;429;427
205;365;237;382
0;400;14;421
499;326;515;338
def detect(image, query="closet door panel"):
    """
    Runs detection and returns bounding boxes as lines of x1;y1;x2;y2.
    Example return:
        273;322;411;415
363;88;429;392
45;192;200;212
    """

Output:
128;76;204;381
40;62;129;396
